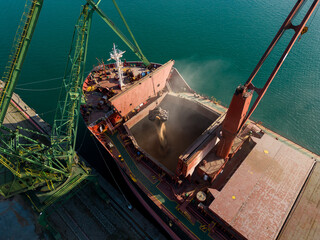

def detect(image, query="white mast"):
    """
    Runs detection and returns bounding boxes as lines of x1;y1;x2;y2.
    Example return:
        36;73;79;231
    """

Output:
109;43;126;89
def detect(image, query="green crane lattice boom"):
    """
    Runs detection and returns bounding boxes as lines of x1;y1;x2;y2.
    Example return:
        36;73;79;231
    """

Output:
86;0;151;67
0;2;92;206
51;5;93;166
0;0;151;208
0;0;43;126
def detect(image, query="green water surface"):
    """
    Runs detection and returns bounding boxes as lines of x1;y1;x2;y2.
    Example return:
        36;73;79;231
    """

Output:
0;0;319;154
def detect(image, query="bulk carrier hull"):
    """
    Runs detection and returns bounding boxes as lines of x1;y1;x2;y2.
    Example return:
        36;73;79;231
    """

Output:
81;60;320;240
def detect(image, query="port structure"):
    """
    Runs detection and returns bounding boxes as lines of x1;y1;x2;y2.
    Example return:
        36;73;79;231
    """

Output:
217;0;320;159
0;0;151;208
0;1;93;208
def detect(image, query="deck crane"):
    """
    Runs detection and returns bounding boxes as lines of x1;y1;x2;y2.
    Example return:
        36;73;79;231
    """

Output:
0;0;151;209
217;0;320;159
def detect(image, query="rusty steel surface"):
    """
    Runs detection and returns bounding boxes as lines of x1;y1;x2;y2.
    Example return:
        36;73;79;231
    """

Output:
124;93;168;129
110;60;174;116
198;152;225;178
216;87;252;159
209;134;315;240
278;162;320;240
181;135;219;177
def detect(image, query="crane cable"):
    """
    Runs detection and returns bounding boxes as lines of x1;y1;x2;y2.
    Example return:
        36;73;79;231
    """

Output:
16;71;91;87
308;2;320;27
299;2;320;40
16;76;64;87
15;86;62;91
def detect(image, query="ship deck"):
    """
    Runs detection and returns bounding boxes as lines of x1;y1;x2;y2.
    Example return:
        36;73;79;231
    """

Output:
83;62;320;240
278;162;320;240
208;133;315;240
113;114;320;240
84;63;151;94
108;132;211;239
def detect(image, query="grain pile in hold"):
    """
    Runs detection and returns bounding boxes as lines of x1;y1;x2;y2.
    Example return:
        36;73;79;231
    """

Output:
148;107;169;152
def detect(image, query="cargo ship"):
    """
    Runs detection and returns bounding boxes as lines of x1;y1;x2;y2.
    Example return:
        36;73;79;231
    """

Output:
80;3;320;240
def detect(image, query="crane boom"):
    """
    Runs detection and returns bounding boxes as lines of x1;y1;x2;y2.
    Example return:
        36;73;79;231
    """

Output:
0;0;43;126
0;4;92;206
0;0;153;206
51;4;93;163
85;0;151;67
217;0;320;159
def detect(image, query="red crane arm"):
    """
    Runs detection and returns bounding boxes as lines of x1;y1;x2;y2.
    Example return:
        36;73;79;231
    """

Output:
217;0;319;159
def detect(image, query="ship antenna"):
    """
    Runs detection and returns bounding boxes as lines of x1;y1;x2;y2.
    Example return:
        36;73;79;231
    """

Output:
109;43;126;89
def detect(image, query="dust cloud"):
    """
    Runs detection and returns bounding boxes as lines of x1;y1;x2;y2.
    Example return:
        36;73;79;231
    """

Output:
175;58;229;90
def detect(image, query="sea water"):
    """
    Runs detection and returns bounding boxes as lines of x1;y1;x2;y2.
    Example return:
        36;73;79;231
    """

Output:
0;0;319;154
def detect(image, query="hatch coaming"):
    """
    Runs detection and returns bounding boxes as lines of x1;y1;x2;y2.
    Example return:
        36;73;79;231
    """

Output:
125;93;220;175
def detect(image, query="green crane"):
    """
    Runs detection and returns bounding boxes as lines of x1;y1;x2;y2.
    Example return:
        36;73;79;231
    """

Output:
51;5;93;169
0;0;150;209
0;1;92;209
0;0;43;125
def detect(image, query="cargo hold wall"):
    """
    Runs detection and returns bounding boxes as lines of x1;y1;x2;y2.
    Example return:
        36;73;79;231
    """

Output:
110;60;174;117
